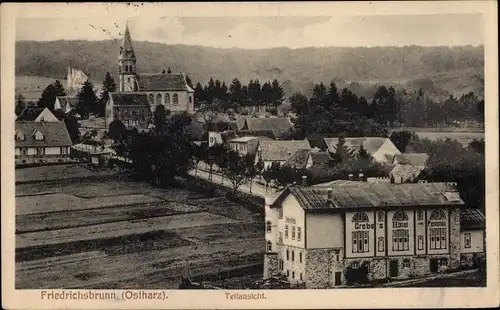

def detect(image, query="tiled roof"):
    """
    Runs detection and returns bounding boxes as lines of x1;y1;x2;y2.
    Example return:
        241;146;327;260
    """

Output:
390;164;425;183
229;136;259;143
110;92;149;106
136;73;189;91
309;151;333;167
273;182;465;211
119;24;136;59
57;96;79;108
285;148;312;169
460;209;485;230
15;121;73;148
242;117;293;137
259;140;311;162
393;153;429;166
324;137;391;155
221;129;276;143
16;107;45;121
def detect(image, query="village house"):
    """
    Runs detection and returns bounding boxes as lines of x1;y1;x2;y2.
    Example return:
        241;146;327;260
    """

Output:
16;107;60;122
285;148;333;170
255;140;312;169
227;136;260;156
263;181;485;288
208;129;276;148
324;137;401;164
105;23;195;130
240;117;294;139
15;120;73;165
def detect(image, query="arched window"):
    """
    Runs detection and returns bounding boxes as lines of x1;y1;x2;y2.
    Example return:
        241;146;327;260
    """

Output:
148;94;154;104
430;210;447;220
156;94;162;106
165;93;170;104
352;212;369;222
417;209;424;221
392;211;409;222
392;211;409;252
266;241;272;252
173;93;179;105
124;65;129;72
266;221;272;233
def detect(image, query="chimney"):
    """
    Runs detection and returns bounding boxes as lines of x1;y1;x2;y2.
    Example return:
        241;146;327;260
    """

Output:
301;175;307;186
358;172;365;182
348;173;353;181
446;182;458;192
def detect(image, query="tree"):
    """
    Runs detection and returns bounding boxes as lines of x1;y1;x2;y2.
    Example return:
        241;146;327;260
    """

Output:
197;100;223;130
194;82;205;106
289;92;309;116
389;130;415;152
37;84;57;110
193;143;208;176
76;80;98;118
99;72;117;117
243;153;258;193
185;75;194;89
15;93;26;116
332;136;354;165
220;150;248;194
54;80;67;97
108;119;127;142
262;162;280;192
153;104;170;134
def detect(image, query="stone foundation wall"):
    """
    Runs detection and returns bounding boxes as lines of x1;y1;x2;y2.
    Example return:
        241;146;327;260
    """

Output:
305;249;333;288
263;253;279;279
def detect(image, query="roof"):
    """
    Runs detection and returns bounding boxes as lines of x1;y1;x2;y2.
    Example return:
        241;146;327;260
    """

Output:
242;117;293;137
259;140;311;162
313;180;365;187
15;121;73;148
272;182;465;211
16;107;45;121
136;73;189;91
393;153;430;166
236;115;250;130
229;136;259;143
460;209;485;230
110;92;149;106
118;23;136;60
309;151;333;166
390;164;425;183
57;96;79;108
324;137;392;155
285;148;312;169
221;129;276;143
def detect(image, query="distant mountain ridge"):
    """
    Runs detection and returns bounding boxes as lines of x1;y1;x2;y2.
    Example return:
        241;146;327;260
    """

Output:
15;40;484;100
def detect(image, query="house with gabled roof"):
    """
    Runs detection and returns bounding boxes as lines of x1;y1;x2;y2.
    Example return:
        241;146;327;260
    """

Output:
15;121;73;165
324;137;401;164
263;181;483;288
16;107;59;123
241;117;294;139
256;140;311;169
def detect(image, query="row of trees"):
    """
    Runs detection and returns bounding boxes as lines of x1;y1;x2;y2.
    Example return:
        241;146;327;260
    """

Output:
193;77;285;109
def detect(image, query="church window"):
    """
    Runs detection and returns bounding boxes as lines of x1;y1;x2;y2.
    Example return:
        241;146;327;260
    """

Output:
173;93;179;105
157;94;162;105
148;94;154;104
392;211;409;251
165;93;170;104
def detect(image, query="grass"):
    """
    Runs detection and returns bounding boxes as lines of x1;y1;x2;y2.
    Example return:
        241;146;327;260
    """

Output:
15;164;116;183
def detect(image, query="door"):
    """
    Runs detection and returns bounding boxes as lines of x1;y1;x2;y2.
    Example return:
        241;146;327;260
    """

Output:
389;260;399;278
334;272;342;286
430;259;439;273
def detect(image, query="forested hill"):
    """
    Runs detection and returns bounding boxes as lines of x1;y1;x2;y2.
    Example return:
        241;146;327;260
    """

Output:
16;40;484;100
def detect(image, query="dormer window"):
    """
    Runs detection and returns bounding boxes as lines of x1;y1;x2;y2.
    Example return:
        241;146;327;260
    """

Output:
15;131;25;141
33;130;44;141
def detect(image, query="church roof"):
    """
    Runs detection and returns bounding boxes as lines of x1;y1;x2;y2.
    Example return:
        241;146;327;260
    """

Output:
119;23;136;60
136;73;190;91
110;92;149;106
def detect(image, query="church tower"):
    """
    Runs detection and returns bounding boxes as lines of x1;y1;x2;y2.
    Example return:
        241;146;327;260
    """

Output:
118;23;137;92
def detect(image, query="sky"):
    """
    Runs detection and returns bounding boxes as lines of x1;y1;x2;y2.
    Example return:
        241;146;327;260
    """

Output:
16;14;484;49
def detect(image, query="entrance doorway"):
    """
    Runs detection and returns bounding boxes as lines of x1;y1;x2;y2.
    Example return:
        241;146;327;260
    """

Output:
389;260;399;278
430;259;439;273
334;272;342;286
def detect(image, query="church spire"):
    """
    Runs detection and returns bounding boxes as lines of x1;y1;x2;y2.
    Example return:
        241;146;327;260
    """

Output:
119;22;135;60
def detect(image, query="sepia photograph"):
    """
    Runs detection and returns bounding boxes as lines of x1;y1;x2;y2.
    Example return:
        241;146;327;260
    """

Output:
2;2;499;309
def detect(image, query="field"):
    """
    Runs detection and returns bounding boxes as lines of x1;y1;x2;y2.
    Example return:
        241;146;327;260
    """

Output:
389;127;484;147
15;165;264;289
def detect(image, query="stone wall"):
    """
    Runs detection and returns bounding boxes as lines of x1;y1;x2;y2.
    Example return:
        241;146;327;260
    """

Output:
305;249;333;288
449;208;461;268
263;253;279;279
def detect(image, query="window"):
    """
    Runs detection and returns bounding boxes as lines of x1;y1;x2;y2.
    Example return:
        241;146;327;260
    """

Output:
417;209;424;221
189;96;192;103
148;94;154;104
132;110;137;117
266;241;272;252
351;261;359;269
299;252;302;263
334;250;340;262
464;233;471;248
285;224;289;239
430;210;447;220
300;273;303;281
173;93;179;105
33;130;44;141
279;259;283;270
36;147;45;155
402;259;411;268
61;147;67;155
278;208;283;219
286;249;289;261
352;212;369;222
15;131;25;141
287;270;290;277
124;65;128;72
157;94;162;105
279;232;283;244
352;231;369;253
297;227;301;241
430;228;447;250
165;93;170;104
378;237;384;252
128;77;131;83
393;211;409;222
291;250;295;262
291;226;296;240
266;221;272;233
418;236;424;250
21;148;28;155
392;229;409;251
439;258;448;267
292;271;295;279
378;212;384;222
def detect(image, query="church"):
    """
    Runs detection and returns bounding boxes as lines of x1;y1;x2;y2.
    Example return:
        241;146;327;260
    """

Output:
105;23;195;130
